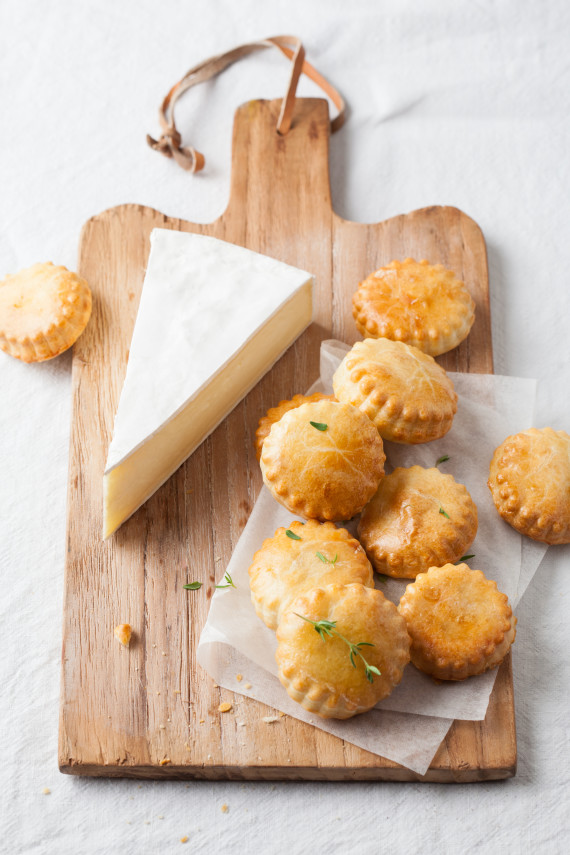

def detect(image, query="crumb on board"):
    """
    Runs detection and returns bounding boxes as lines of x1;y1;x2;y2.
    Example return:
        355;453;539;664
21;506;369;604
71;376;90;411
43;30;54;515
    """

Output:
212;684;219;688
180;836;189;843
174;690;181;694
221;803;229;813
244;683;252;690
114;623;132;647
262;716;280;723
236;673;243;682
158;815;164;820
278;711;285;717
218;702;232;713
159;725;166;730
236;721;246;727
199;718;205;724
42;787;51;795
159;758;171;766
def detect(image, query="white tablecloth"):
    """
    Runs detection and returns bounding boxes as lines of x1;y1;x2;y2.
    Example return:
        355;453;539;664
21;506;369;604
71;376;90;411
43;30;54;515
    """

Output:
1;1;568;853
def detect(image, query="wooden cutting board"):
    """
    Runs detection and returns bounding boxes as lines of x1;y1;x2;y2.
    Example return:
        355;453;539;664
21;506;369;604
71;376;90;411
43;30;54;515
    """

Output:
59;97;516;782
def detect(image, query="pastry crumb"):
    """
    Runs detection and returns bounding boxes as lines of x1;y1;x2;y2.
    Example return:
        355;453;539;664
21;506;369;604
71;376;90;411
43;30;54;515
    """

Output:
174;689;181;694
218;702;232;713
180;836;189;843
114;623;132;647
199;718;205;724
244;683;252;690
278;711;285;717
221;803;229;813
236;673;243;682
42;787;51;795
158;815;164;820
236;721;246;727
262;716;280;723
159;758;171;766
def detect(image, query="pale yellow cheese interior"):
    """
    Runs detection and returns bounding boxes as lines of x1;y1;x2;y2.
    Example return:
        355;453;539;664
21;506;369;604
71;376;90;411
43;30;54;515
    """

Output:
103;282;312;538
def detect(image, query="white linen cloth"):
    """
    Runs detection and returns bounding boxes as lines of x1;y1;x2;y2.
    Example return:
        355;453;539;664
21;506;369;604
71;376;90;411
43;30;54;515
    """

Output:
1;0;569;852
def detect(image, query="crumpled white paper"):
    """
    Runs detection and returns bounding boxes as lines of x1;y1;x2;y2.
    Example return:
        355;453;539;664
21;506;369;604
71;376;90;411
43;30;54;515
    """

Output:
197;341;547;774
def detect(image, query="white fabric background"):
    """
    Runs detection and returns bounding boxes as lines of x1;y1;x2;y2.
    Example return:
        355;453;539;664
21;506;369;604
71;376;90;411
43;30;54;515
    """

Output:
0;1;569;853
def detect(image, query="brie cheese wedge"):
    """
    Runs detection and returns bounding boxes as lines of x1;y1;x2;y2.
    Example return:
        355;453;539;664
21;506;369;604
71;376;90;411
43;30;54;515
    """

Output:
103;229;313;538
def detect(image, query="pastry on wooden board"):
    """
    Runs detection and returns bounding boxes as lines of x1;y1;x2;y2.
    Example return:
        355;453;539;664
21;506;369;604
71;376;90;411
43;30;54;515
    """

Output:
0;262;92;362
398;563;516;681
248;519;374;630
352;258;475;356
260;400;385;521
488;427;570;544
358;466;478;578
255;392;335;460
333;338;457;443
276;583;411;719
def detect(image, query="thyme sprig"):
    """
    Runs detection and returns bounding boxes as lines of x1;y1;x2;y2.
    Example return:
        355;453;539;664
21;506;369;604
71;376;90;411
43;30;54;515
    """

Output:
439;507;450;519
436;455;450;466
294;614;381;683
459;554;475;562
310;421;328;431
285;529;302;541
215;572;236;589
316;551;338;564
183;581;202;590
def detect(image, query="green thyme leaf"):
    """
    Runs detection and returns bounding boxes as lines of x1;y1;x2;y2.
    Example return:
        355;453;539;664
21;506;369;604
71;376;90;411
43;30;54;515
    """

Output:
309;421;328;431
285;529;302;540
183;581;202;590
215;572;236;589
294;614;381;682
439;507;450;519
436;455;450;466
459;554;475;562
376;574;388;585
316;551;338;564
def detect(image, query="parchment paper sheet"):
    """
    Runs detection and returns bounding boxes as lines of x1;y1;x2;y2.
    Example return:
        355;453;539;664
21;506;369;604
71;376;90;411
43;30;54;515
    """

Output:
198;341;546;774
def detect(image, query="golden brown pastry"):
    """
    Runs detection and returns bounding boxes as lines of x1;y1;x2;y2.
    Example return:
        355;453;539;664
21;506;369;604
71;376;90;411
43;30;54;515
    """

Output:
488;427;570;544
398;563;516;680
333;338;457;444
358;466;478;578
276;583;411;718
0;262;92;362
352;258;475;356
255;392;335;460
260;400;385;521
248;519;374;630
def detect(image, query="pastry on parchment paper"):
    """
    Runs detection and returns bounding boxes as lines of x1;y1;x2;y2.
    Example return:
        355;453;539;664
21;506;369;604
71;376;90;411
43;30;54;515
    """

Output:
260;400;385;521
488;427;570;545
276;583;411;719
0;262;92;362
254;392;335;460
398;563;516;681
248;519;374;630
358;466;478;579
333;337;457;444
352;258;475;356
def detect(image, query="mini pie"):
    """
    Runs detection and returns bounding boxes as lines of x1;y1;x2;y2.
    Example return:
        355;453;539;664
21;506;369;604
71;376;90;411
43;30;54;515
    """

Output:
398;563;516;680
255;392;335;460
248;519;374;630
488;427;570;544
276;583;411;718
352;258;475;356
333;338;457;444
358;466;478;578
260;400;385;521
0;262;92;362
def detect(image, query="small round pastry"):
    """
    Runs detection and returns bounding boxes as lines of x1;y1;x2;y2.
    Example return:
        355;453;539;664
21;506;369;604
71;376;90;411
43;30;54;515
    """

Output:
260;400;385;521
254;392;335;460
398;563;516;681
276;583;411;719
352;258;475;356
249;519;374;630
358;466;478;579
488;427;570;545
333;338;457;444
0;262;92;362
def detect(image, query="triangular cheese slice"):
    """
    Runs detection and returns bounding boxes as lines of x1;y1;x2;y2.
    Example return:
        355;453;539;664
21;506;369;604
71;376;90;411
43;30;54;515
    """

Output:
103;229;313;538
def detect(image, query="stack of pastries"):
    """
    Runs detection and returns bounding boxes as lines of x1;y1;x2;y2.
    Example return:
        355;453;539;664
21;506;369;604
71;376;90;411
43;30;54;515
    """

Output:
246;256;570;720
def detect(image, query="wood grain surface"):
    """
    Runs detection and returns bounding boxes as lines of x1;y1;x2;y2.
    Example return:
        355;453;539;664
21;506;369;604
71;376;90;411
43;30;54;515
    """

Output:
59;97;515;782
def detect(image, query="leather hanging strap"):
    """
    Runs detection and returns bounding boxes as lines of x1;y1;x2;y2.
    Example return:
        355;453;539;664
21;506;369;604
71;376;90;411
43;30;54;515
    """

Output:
146;35;345;173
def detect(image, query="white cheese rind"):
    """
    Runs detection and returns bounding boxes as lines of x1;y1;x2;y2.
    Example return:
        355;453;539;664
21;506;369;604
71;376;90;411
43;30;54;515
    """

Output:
103;229;313;538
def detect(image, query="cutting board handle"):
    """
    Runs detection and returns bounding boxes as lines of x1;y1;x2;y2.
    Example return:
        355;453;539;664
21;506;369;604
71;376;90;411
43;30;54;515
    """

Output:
146;36;345;174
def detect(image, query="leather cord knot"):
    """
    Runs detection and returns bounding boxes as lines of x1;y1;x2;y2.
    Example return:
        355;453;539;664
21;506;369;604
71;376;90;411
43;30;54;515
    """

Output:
147;36;345;174
146;128;205;173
